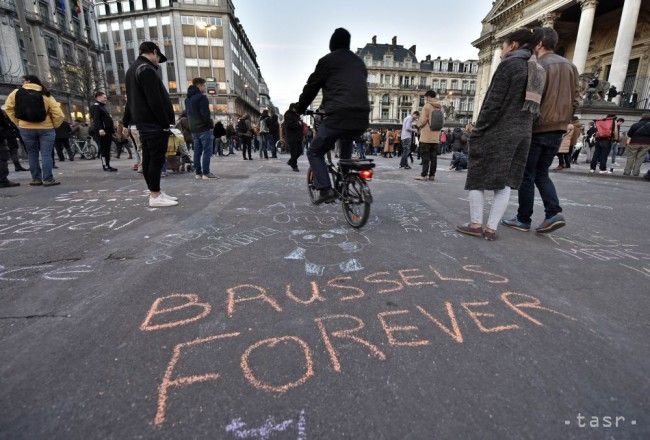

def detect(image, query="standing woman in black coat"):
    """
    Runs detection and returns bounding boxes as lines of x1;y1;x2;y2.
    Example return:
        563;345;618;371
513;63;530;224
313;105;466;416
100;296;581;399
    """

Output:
457;28;545;240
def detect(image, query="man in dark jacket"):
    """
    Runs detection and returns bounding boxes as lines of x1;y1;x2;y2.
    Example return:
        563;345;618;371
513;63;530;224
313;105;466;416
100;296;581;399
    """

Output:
185;78;216;179
91;92;117;171
503;27;579;234
282;104;304;172
122;41;177;207
268;110;280;158
54;120;74;162
0;111;20;187
295;28;370;204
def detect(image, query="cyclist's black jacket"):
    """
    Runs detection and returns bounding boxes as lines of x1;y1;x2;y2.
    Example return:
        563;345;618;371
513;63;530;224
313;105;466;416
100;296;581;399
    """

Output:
122;56;174;132
297;49;369;131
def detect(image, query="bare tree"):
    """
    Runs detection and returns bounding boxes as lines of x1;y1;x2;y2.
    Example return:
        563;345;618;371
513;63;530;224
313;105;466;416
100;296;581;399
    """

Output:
62;58;105;112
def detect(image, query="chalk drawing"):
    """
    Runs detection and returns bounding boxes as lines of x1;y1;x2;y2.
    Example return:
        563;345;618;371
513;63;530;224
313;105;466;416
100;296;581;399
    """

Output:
285;228;370;276
0;263;93;282
226;410;307;440
549;233;650;262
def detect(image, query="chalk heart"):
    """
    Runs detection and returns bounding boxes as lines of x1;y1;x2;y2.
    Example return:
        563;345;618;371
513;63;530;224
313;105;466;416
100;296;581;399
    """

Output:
140;294;211;331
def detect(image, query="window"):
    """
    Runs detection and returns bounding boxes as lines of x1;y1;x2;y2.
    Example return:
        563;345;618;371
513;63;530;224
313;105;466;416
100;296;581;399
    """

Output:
62;43;74;61
161;16;171;25
134;0;144;10
44;34;58;58
147;0;156;8
451;80;458;90
440;80;447;91
161;0;170;5
381;108;389;119
111;22;119;31
99;23;108;32
432;79;439;90
109;2;118;13
121;0;131;12
148;17;157;27
123;21;132;30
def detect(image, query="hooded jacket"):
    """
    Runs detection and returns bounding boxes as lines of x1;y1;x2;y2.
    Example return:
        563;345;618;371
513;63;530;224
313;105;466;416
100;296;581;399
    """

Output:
185;85;213;134
5;83;64;130
627;116;650;145
417;99;443;144
122;56;174;132
296;29;369;131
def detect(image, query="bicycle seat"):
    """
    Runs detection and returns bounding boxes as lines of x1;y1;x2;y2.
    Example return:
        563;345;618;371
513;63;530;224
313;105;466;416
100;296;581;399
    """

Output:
338;159;375;170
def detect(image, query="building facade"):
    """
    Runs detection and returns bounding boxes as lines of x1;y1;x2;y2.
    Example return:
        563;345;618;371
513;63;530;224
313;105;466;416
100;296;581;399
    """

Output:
0;0;105;119
473;0;650;117
95;0;265;120
357;36;479;127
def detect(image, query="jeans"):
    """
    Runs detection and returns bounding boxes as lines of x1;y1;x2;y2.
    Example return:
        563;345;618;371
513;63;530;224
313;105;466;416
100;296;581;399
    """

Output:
419;143;437;177
307;124;361;190
611;142;620;164
241;136;252;159
591;139;611;171
357;141;366;159
192;130;213;175
400;138;412;168
517;132;563;224
140;131;170;192
19;128;55;181
259;133;270;158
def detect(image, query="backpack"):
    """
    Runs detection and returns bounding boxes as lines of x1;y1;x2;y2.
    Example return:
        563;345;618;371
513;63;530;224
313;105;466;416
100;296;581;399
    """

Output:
14;88;47;123
595;118;613;140
429;107;444;131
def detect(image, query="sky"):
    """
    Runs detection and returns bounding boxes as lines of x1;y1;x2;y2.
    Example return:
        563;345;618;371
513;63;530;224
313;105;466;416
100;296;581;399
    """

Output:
233;0;495;112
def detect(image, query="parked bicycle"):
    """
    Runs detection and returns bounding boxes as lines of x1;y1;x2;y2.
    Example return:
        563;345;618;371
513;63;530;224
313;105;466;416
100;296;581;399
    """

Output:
71;137;98;160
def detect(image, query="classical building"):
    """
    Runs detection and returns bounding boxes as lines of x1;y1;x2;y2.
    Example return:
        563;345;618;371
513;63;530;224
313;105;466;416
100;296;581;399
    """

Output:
473;0;650;118
95;0;266;120
0;0;105;119
357;36;479;127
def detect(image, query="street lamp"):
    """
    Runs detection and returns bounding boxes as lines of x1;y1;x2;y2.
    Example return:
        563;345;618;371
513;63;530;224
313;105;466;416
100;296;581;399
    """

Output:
195;21;217;80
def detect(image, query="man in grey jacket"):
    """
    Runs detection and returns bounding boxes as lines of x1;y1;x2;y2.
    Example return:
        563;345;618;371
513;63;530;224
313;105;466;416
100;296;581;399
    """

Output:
503;27;579;234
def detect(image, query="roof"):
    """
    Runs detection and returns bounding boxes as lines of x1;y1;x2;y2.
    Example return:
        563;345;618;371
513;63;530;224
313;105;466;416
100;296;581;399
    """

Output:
356;44;417;63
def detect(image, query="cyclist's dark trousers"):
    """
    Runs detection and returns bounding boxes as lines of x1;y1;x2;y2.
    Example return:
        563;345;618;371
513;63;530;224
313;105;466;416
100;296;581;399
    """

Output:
307;124;361;190
141;132;169;193
287;140;302;168
95;135;113;167
241;136;252;159
54;139;73;161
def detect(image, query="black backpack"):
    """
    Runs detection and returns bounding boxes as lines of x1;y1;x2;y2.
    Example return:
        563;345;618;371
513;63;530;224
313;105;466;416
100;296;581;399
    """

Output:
428;108;444;131
14;88;47;123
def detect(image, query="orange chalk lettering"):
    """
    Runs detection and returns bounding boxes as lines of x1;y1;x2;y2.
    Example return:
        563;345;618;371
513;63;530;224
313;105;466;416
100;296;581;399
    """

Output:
377;309;430;347
240;336;314;393
429;265;473;283
398;268;437;287
461;301;519;333
285;281;326;305
363;271;404;294
500;292;577;326
327;276;366;302
154;332;240;427
140;293;211;332
314;314;386;372
416;303;464;343
462;265;509;284
226;284;283;318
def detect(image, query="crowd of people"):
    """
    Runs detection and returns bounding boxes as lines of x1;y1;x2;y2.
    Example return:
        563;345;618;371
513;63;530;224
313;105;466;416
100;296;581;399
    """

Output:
1;32;648;237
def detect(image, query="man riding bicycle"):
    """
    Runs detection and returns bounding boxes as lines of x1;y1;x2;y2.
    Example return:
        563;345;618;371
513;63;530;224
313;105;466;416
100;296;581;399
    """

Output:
295;28;370;205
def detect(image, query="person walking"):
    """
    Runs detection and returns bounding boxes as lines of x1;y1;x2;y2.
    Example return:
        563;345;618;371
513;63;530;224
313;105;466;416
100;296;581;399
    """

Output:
122;41;177;207
0;110;20;187
590;114;616;173
415;90;443;181
623;113;650;177
0;110;28;171
5;75;64;186
584;121;596;163
282;103;304;172
226;122;236;154
185;77;217;180
400;111;418;170
113;121;134;160
371;129;381;155
554;118;575;171
611;117;625;166
213;120;227;156
502;27;578;234
237;114;253;160
176;111;193;151
90;92;117;172
54;118;74;162
259;109;271;159
456;27;545;240
268;109;280;158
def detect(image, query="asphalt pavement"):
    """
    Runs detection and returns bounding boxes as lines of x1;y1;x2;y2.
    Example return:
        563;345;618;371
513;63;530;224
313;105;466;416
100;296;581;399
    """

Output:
1;152;648;439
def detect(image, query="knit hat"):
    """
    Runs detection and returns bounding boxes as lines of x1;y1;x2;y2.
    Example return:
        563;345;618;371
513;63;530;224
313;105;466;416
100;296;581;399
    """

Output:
329;28;351;52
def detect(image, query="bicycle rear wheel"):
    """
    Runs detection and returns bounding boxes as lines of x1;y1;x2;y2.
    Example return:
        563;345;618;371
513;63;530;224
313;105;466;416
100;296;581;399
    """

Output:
342;175;371;228
307;168;318;204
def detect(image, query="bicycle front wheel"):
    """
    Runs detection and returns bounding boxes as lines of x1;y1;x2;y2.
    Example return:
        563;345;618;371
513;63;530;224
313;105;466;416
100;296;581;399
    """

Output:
307;168;318;204
342;176;371;228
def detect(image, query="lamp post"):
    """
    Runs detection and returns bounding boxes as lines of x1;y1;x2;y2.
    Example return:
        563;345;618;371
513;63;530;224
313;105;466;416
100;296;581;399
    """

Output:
196;21;217;117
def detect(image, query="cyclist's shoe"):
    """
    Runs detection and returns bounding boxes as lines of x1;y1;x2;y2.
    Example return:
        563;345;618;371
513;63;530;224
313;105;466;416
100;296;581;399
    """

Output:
314;188;336;205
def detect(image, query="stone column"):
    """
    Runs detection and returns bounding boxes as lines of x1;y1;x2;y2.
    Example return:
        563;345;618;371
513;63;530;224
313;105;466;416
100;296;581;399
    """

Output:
156;18;168;87
118;22;129;71
607;0;642;103
488;47;502;82
172;11;187;93
572;0;598;74
372;93;381;121
105;22;120;95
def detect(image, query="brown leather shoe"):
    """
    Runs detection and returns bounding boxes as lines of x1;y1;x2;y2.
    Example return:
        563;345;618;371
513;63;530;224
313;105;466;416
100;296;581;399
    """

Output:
456;224;483;237
483;229;497;241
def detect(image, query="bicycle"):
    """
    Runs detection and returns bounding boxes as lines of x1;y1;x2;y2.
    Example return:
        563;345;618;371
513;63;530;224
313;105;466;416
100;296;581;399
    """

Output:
71;137;98;160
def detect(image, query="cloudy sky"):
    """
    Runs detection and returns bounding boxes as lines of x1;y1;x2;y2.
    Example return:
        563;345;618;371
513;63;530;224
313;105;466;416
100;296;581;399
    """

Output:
234;0;494;112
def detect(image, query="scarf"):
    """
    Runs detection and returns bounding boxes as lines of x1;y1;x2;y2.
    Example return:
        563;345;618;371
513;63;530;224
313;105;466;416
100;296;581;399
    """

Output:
522;53;546;116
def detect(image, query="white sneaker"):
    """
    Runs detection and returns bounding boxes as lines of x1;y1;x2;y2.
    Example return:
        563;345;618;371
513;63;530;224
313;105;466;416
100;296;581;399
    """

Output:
589;169;595;174
195;174;202;180
149;195;178;207
598;170;607;174
202;173;219;180
161;192;178;201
